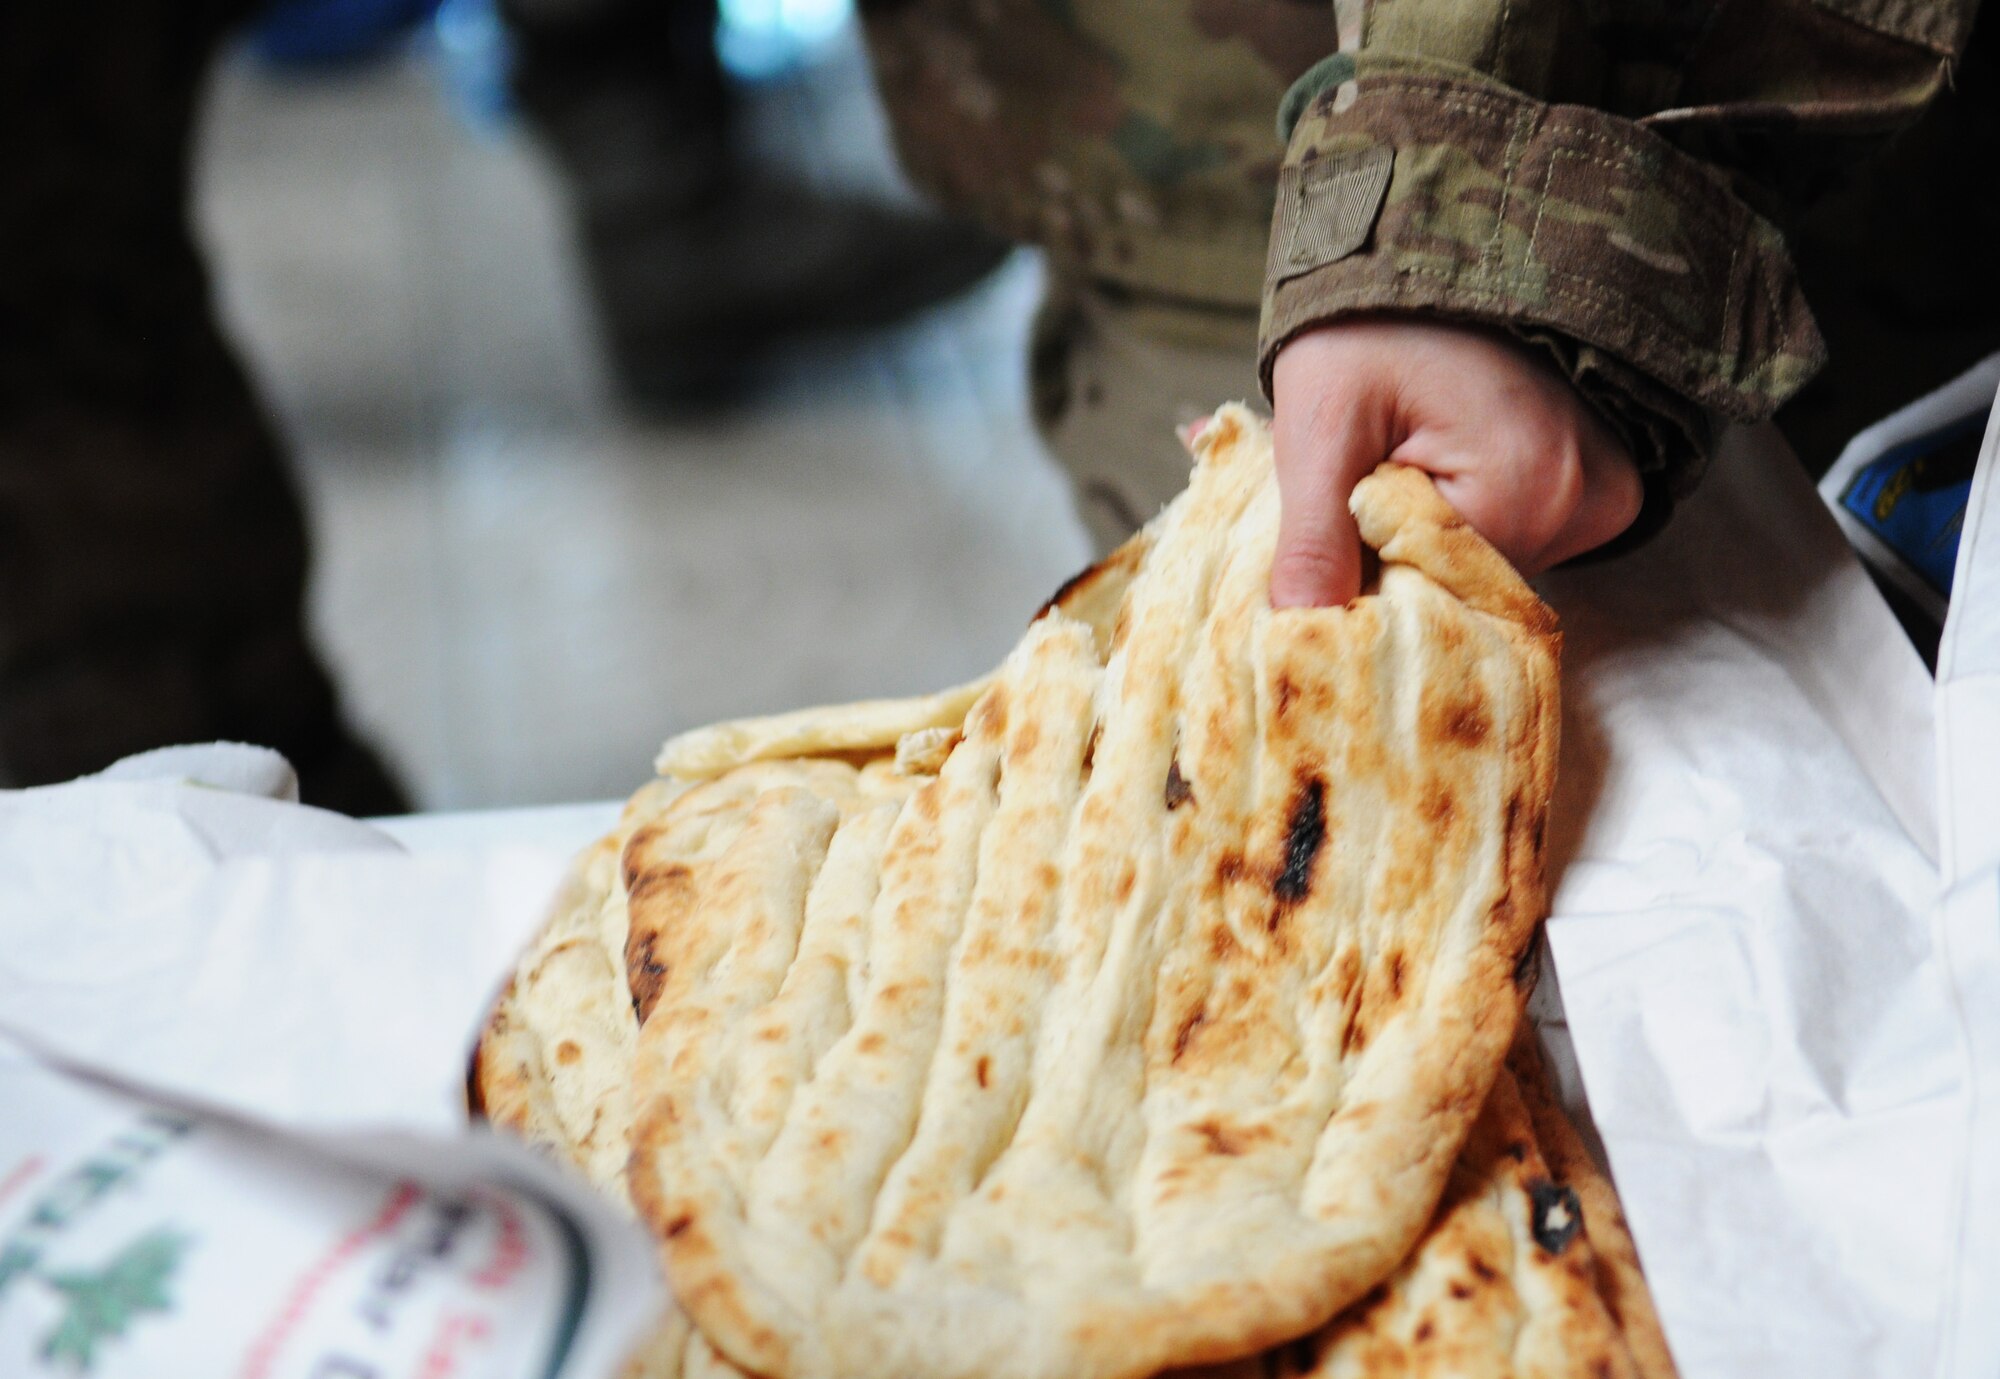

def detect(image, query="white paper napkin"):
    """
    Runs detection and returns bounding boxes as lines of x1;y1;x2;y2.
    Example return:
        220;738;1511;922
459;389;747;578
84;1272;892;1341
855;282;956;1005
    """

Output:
0;747;664;1379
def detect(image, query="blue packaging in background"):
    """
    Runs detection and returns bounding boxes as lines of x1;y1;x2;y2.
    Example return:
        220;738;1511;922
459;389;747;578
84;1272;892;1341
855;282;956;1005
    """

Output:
248;0;442;67
1821;354;2000;630
1837;414;1984;603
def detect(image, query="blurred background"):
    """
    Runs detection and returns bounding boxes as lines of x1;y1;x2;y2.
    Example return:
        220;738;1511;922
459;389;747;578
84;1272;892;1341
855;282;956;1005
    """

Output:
12;0;1999;817
25;0;1091;812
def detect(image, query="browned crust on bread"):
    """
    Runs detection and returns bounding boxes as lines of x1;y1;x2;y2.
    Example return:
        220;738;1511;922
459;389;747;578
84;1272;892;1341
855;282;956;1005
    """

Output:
1510;1037;1681;1379
1351;463;1561;640
627;407;1565;1379
485;410;1595;1379
1036;527;1154;653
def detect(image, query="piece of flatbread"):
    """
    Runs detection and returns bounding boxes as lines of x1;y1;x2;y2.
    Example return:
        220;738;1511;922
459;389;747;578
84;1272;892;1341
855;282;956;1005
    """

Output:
1175;1038;1677;1379
476;778;688;1204
1510;1038;1679;1379
624;406;1562;1379
477;515;1155;1180
653;681;994;782
478;758;943;1379
476;764;925;1200
480;784;1675;1379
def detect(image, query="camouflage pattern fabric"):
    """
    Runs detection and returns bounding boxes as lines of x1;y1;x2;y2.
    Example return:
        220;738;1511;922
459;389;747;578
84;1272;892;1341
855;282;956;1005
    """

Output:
862;0;1336;310
1030;281;1260;553
1265;0;1981;503
865;0;1986;517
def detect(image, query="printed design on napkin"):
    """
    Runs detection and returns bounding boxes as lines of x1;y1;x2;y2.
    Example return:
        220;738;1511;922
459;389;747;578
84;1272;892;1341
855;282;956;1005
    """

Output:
34;1228;192;1372
0;1111;196;1373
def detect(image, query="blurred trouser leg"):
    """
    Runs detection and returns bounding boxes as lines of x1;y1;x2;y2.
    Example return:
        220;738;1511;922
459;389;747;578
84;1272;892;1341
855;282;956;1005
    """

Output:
500;0;1010;408
0;2;408;814
501;0;731;209
1032;277;1263;555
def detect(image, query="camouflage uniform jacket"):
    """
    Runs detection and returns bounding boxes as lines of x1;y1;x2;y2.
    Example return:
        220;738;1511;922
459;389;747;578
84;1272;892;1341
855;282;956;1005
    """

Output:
864;0;1982;519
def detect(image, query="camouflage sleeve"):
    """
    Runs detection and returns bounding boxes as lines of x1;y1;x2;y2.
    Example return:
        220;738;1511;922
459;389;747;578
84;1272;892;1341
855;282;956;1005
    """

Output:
1259;2;1980;520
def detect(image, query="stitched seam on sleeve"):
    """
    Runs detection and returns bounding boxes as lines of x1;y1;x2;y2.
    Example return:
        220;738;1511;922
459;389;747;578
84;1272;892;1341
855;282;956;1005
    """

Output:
1515;119;1745;360
1359;76;1740;237
1484;104;1534;282
1471;115;1743;357
1522;145;1561;290
1317;69;1807;403
1723;230;1746;381
1388;259;1733;394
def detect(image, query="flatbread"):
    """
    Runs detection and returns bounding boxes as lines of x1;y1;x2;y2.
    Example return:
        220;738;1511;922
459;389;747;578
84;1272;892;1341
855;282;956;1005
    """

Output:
479;762;945;1379
475;764;923;1200
477;515;1157;1175
1510;1039;1678;1379
480;793;1674;1379
476;778;688;1203
654;681;995;782
1173;1039;1676;1379
623;406;1562;1379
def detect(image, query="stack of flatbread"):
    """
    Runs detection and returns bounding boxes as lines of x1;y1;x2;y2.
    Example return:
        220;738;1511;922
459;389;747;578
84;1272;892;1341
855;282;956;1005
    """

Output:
476;406;1677;1379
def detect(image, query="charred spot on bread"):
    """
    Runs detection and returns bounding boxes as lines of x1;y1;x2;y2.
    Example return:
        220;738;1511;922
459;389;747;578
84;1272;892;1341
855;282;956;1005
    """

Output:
1195;1121;1240;1156
627;933;670;1024
625;864;694;914
1273;777;1327;904
1274;674;1300;718
1528;1179;1583;1254
1038;561;1103;621
1172;1006;1207;1063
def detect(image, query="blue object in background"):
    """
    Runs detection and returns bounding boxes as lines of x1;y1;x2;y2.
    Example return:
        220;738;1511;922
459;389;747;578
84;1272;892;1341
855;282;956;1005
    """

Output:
249;0;443;67
248;0;515;132
431;0;516;130
249;0;854;125
1839;411;1988;599
718;0;854;80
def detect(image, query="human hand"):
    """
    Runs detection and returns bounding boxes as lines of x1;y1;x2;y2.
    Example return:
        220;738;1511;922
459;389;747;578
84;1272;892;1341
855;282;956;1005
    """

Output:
1265;319;1643;607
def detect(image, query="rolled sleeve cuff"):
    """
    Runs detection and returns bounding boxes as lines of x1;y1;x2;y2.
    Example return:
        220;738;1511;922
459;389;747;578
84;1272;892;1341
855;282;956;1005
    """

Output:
1258;59;1827;504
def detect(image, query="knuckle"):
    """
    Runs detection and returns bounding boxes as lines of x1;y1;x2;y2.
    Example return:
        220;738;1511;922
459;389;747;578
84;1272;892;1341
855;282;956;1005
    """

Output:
1272;538;1354;589
1546;443;1587;515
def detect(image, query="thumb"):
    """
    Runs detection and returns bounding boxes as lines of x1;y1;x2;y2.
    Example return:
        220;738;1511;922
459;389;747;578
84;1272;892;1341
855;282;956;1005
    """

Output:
1270;395;1388;608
